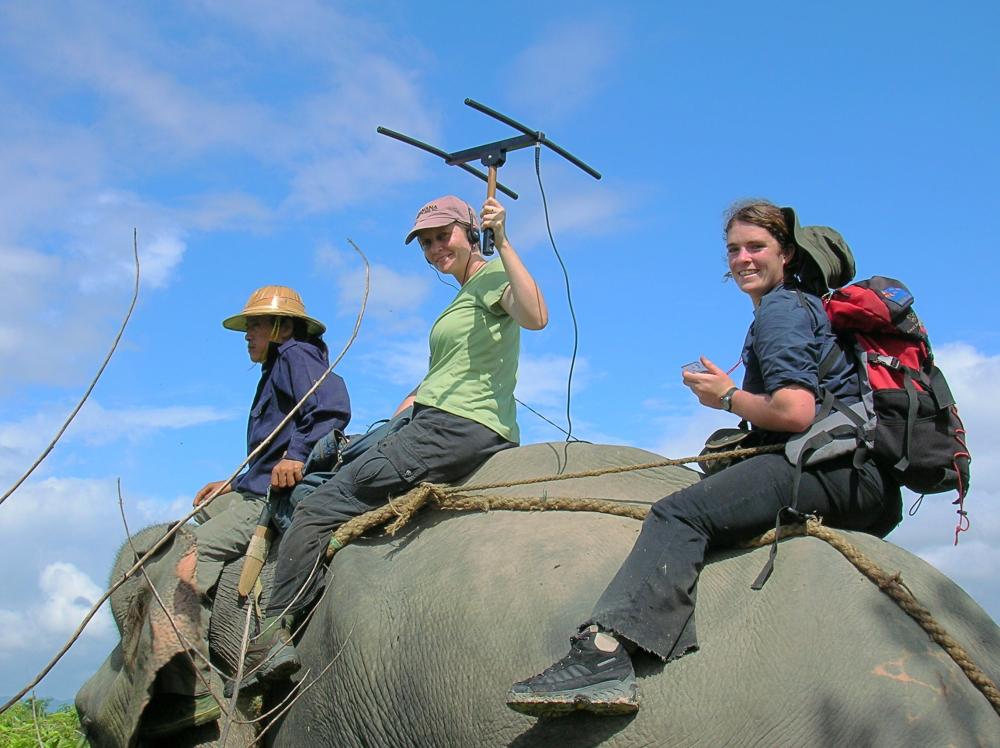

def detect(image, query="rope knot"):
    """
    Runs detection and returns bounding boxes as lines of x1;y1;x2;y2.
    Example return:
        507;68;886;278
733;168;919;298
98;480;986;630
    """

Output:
877;571;903;591
385;483;448;536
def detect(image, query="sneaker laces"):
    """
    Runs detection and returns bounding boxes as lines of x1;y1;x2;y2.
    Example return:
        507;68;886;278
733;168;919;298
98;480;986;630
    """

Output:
528;628;604;679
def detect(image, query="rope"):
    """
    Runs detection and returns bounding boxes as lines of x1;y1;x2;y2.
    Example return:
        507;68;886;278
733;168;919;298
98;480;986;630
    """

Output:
435;443;783;494
327;444;781;555
322;446;1000;717
798;518;1000;716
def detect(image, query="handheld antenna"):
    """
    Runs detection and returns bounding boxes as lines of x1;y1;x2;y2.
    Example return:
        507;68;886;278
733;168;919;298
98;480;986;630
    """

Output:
378;98;601;254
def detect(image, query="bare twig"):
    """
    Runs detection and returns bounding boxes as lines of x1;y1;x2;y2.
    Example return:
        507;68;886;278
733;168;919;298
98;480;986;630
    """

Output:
244;620;357;747
219;601;254;747
1;230;141;506
30;690;44;748
237;549;326;684
116;480;229;710
234;667;310;725
0;239;370;715
231;560;358;730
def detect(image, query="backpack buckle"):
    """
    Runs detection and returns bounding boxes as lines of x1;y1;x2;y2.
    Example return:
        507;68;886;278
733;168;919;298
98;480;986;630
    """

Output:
867;352;900;369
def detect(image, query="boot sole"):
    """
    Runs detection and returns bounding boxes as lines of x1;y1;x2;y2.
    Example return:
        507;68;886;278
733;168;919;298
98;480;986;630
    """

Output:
506;681;640;717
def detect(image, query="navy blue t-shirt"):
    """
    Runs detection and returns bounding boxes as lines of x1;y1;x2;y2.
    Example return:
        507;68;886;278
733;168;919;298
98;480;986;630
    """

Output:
741;284;858;419
234;338;351;497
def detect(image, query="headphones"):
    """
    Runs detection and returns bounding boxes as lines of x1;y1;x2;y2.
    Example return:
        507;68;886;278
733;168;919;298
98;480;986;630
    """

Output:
464;205;481;248
423;204;480;265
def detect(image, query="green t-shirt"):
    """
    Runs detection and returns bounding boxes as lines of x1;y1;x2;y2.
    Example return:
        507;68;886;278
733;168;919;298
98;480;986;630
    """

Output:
415;259;520;443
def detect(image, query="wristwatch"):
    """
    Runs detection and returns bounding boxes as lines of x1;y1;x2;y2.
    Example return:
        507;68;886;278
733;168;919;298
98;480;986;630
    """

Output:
720;387;738;412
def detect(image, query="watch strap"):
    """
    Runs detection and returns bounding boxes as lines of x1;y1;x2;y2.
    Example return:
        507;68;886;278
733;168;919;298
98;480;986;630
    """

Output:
720;386;739;412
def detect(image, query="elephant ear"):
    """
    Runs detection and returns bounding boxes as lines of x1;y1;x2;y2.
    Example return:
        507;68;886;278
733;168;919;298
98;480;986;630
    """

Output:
109;522;174;637
77;524;207;748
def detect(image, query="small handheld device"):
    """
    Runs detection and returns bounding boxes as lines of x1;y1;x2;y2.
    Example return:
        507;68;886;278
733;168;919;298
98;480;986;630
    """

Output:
681;360;709;374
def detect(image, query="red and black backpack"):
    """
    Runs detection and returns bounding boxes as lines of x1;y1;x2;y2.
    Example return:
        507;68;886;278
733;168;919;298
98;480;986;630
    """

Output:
824;276;971;541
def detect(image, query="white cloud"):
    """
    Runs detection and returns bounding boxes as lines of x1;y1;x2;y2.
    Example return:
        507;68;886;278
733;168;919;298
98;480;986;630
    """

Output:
933;343;1000;488
516;353;590;408
503;18;622;120
0;401;235;476
315;243;433;331
482;159;638;252
0;475;188;658
1;3;274;155
0;563;113;654
38;563;113;637
648;406;738;463
72;402;236;446
358;337;429;388
187;192;273;232
0;124;106;239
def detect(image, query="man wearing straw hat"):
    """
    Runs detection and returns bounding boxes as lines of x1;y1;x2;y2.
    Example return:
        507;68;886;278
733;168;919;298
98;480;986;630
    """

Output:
141;285;350;737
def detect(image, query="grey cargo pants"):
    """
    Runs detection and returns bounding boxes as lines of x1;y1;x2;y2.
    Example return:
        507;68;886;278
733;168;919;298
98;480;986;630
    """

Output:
266;404;514;617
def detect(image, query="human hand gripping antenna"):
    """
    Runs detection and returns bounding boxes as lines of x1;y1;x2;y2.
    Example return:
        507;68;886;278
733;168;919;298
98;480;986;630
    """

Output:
377;98;601;254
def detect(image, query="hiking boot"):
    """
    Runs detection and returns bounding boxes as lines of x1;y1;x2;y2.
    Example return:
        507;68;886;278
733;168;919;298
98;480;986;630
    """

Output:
226;616;300;697
139;692;222;738
506;626;640;717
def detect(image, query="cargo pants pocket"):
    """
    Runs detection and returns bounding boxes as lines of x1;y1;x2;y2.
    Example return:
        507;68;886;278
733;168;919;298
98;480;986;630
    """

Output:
351;433;430;504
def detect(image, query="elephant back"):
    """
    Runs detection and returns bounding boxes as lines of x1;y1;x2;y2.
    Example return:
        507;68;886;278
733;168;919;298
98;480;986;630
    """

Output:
274;442;1000;747
452;441;700;503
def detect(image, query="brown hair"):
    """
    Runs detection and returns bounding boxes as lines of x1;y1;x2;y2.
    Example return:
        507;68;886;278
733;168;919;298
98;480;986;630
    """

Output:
723;200;792;249
723;199;799;281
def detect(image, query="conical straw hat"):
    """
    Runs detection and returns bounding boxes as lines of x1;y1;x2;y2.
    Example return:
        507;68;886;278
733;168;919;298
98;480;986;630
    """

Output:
222;285;326;335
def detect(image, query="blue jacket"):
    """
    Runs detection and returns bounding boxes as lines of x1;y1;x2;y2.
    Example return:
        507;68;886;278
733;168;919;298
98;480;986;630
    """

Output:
234;338;351;496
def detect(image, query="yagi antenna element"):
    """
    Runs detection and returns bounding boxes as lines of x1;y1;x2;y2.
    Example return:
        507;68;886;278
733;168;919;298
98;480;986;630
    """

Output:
377;98;601;254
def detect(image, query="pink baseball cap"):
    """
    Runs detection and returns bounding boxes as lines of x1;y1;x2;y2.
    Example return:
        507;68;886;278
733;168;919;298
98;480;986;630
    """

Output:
404;195;478;245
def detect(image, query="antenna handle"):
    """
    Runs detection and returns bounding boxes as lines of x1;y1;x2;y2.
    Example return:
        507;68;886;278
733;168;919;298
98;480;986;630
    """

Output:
482;165;498;255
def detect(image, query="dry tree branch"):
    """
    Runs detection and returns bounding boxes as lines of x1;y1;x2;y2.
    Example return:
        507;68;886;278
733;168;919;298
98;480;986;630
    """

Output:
31;690;44;748
243;620;358;747
116;480;229;708
236;549;325;685
0;239;371;715
0;229;139;504
1;229;141;507
219;600;255;747
235;667;311;726
231;555;347;728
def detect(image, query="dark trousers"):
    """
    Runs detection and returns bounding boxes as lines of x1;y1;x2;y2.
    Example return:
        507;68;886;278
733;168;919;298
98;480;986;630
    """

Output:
267;405;513;617
589;453;901;661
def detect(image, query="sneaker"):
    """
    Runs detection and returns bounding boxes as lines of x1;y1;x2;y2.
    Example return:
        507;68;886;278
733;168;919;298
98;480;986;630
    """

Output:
505;626;640;717
226;617;300;697
139;692;222;738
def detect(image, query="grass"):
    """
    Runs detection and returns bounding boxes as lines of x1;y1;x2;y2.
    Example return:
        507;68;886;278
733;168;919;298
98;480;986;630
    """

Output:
0;697;83;747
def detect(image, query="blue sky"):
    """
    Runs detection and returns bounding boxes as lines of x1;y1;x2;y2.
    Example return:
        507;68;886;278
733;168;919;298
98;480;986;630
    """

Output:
0;0;997;702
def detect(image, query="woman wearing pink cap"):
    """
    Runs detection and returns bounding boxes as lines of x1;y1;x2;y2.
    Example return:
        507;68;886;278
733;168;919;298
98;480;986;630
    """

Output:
239;194;548;689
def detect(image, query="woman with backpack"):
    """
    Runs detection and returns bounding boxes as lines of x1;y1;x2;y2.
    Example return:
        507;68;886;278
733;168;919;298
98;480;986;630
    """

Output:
239;194;549;690
505;200;903;717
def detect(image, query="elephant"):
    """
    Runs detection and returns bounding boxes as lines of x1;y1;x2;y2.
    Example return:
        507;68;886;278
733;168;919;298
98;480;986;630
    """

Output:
76;519;259;748
77;442;1000;746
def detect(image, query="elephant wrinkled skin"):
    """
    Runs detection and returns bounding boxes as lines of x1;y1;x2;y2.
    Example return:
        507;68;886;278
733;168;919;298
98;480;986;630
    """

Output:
78;442;1000;746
